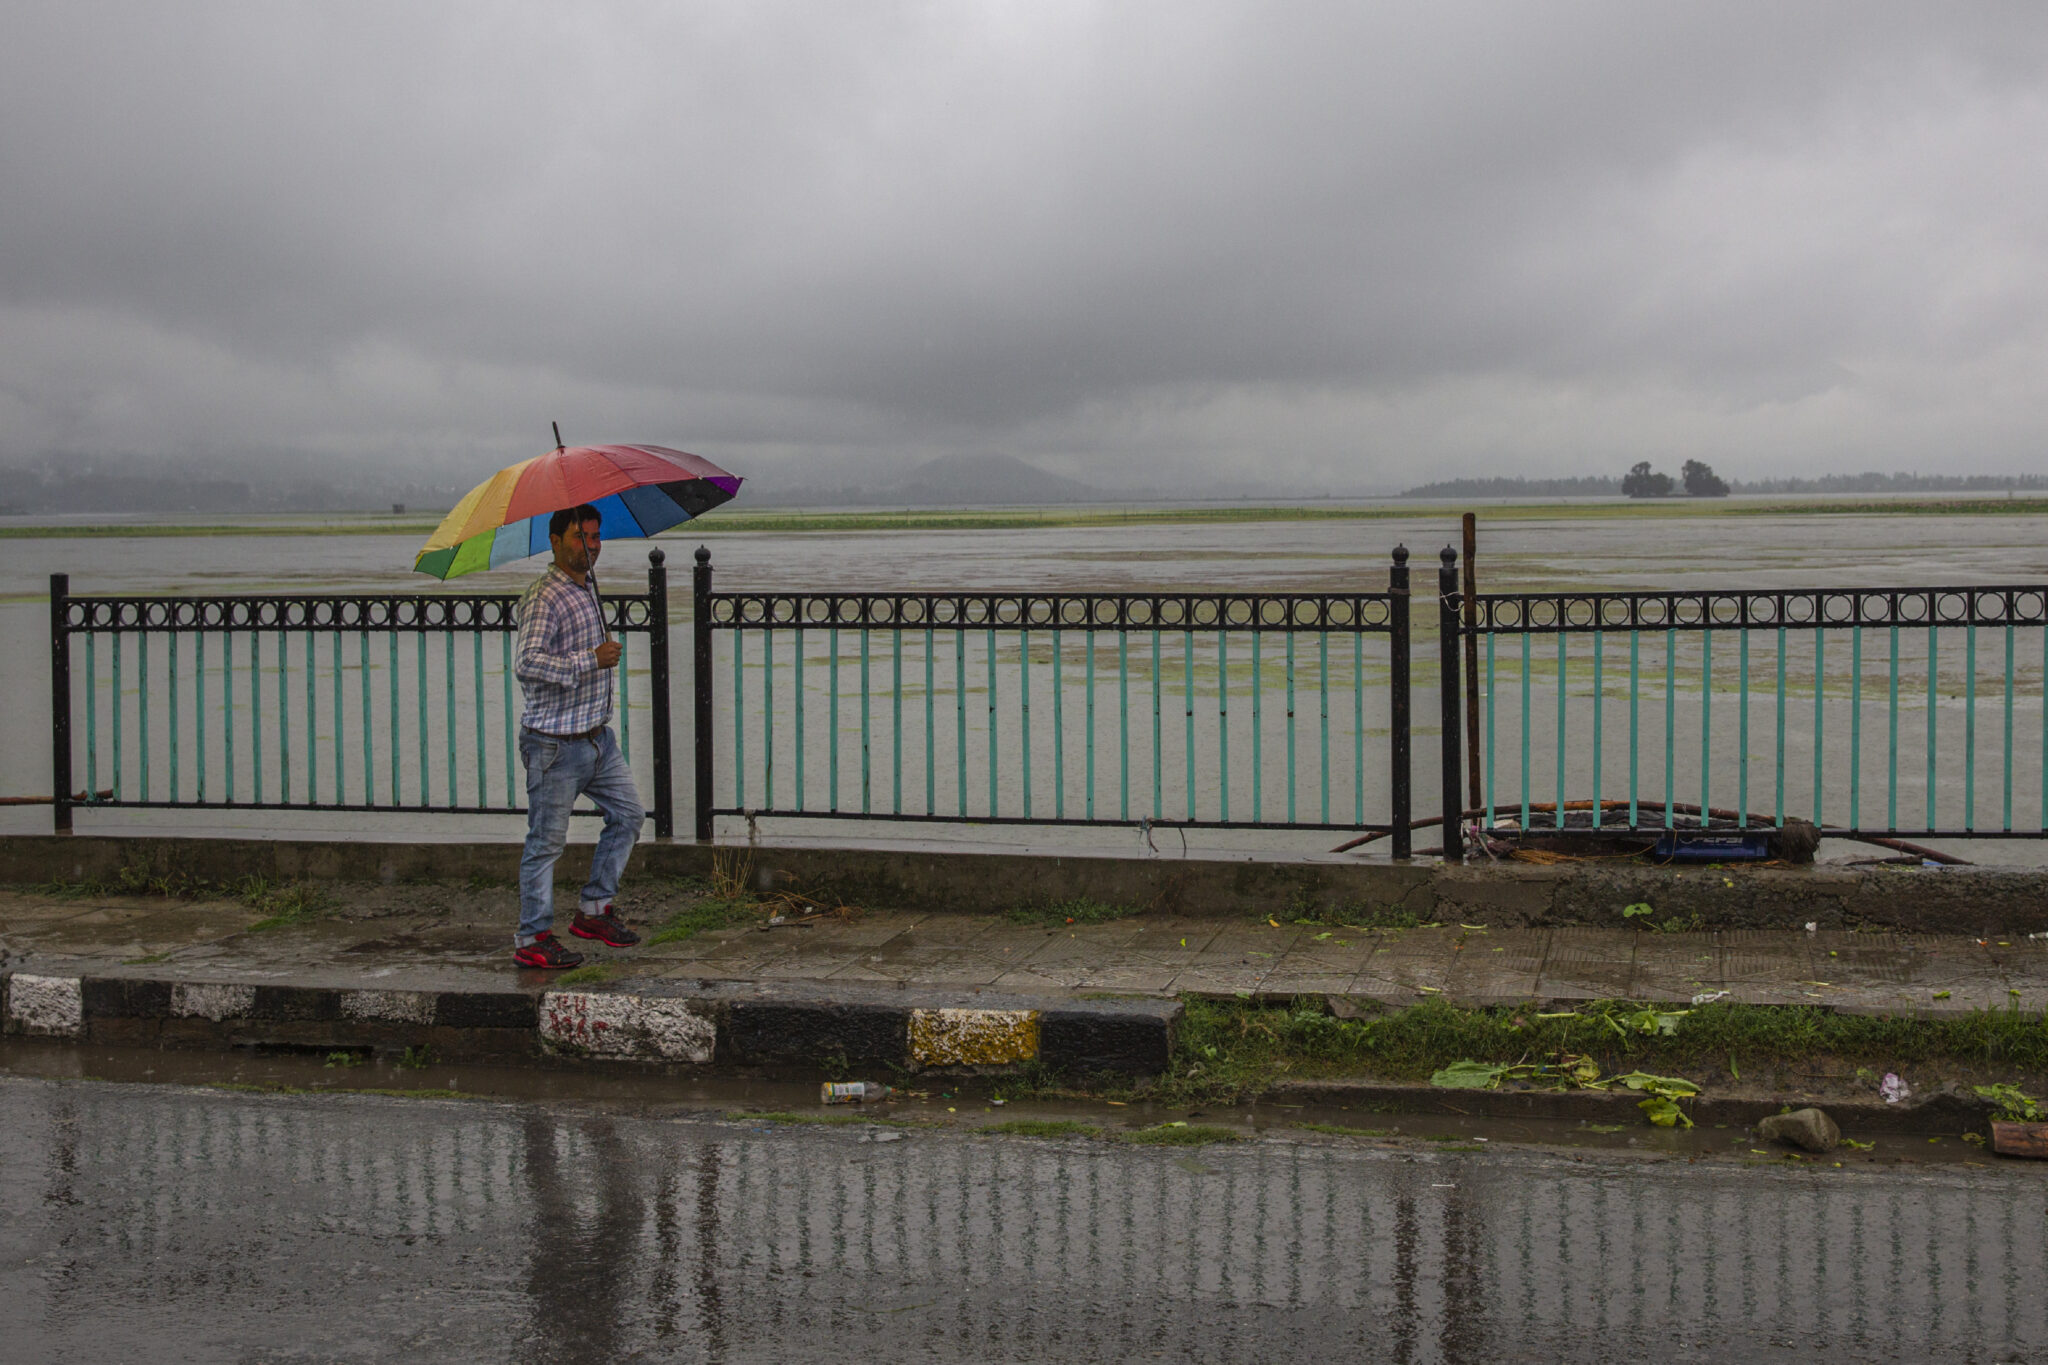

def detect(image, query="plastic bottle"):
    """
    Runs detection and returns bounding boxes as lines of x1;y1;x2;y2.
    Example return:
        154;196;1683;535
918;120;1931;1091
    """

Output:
821;1081;893;1105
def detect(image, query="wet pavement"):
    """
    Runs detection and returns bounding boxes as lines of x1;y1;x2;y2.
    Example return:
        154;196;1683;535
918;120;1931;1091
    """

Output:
4;886;2045;1017
5;1072;2045;1362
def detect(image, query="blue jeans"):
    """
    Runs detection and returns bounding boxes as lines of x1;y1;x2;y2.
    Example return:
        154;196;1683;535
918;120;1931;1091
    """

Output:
517;727;644;945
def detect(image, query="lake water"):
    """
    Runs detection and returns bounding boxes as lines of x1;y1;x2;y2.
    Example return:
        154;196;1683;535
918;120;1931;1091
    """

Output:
7;505;2046;863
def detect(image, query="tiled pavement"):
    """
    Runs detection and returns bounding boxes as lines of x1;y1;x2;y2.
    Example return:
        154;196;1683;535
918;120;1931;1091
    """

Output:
4;889;2044;1017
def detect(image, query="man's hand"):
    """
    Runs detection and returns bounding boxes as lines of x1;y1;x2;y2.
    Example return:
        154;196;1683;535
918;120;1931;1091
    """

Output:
594;640;623;669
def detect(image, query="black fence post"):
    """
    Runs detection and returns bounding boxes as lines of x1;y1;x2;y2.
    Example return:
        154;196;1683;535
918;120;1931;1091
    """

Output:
692;546;714;842
50;573;71;834
646;549;674;839
1437;546;1464;862
1387;547;1412;859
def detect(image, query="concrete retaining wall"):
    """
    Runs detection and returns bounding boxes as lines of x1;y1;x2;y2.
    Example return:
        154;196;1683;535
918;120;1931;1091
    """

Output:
3;834;2046;934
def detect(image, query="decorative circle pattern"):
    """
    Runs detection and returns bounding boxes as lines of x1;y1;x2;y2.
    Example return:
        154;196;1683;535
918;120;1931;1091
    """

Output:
1467;587;2048;634
61;591;660;634
703;592;1402;632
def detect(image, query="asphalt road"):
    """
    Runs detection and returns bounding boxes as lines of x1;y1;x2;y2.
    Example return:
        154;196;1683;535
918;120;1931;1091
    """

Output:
4;1076;2043;1364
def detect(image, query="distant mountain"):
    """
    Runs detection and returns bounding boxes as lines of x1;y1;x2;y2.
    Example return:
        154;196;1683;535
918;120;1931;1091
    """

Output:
749;453;1105;507
1399;475;1621;499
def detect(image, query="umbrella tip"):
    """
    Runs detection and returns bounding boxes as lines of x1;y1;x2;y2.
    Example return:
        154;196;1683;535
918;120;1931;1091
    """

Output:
551;420;564;450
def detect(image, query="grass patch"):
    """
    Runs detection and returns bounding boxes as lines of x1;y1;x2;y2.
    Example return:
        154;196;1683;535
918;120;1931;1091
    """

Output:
1295;1122;1395;1137
647;896;764;946
35;863;336;930
244;880;339;931
1122;1123;1244;1146
1290;902;1429;931
1158;996;2048;1105
1005;897;1146;927
552;962;621;987
982;1119;1102;1139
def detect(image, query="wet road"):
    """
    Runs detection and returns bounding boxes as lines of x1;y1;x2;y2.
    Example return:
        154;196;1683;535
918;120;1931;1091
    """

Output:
4;1076;2044;1363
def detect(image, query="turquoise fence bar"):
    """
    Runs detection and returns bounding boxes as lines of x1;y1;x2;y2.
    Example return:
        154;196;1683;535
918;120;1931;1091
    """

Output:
795;627;807;813
139;633;150;800
860;629;871;816
923;628;932;814
828;628;839;812
86;633;98;800
1019;630;1030;818
1351;633;1362;825
1774;629;1786;827
892;628;903;815
1250;631;1261;822
1519;632;1531;827
195;633;205;801
1486;632;1497;828
1966;624;1977;829
1188;630;1199;822
1317;632;1329;825
1151;631;1163;821
766;629;777;811
1850;627;1862;829
1284;632;1296;824
986;628;998;817
112;634;124;801
1121;631;1131;821
1555;631;1567;828
1591;632;1603;822
732;632;745;809
1218;632;1230;823
1085;632;1096;819
1699;630;1711;821
223;630;233;802
1920;624;1932;830
167;630;180;802
1662;629;1675;830
1813;629;1825;826
1737;630;1749;829
1052;630;1064;820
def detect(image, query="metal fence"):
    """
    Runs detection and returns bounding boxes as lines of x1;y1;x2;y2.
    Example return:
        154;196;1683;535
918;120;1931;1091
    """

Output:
44;535;2048;862
692;544;1419;851
1461;583;2048;843
47;551;675;835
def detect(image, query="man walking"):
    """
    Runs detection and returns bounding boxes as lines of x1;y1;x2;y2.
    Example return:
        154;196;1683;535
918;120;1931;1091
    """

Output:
510;504;645;969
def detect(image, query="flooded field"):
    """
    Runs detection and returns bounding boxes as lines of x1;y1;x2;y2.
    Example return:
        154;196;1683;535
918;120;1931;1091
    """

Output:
5;502;2047;862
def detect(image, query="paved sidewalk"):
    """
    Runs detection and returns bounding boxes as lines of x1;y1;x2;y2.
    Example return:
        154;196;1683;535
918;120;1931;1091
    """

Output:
3;888;2044;1017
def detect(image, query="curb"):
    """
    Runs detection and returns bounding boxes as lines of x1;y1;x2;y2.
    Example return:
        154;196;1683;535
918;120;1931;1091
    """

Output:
0;970;1180;1077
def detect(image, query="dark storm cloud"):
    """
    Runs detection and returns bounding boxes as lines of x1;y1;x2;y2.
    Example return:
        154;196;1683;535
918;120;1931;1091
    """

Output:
2;1;2045;488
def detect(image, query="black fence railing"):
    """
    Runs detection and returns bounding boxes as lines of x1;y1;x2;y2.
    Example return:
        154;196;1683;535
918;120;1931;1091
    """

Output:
1454;580;2048;845
44;536;2048;863
692;545;1420;853
48;551;675;836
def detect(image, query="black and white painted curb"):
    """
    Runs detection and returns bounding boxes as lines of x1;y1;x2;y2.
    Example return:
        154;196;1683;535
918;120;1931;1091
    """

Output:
1;971;1179;1076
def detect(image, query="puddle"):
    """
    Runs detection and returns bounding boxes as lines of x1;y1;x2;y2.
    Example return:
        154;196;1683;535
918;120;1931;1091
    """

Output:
0;1037;2002;1166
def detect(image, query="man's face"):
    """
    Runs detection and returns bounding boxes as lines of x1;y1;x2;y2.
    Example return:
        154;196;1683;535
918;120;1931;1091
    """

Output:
552;518;602;575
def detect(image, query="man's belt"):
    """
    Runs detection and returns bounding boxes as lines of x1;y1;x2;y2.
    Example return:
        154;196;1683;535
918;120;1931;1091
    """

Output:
527;724;607;742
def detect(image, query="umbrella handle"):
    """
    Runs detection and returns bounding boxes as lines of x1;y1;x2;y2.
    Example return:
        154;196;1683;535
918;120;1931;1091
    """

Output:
590;569;610;644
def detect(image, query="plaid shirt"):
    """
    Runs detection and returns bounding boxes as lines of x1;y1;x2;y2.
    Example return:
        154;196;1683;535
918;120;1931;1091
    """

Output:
515;565;614;734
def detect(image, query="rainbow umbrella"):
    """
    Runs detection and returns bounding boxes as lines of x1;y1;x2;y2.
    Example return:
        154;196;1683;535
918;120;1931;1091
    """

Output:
414;443;742;579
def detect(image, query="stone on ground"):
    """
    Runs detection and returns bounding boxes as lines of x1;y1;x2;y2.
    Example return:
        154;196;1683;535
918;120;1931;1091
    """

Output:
1757;1107;1840;1153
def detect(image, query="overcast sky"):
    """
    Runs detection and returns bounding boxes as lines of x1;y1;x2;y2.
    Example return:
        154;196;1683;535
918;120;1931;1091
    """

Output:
4;1;2046;493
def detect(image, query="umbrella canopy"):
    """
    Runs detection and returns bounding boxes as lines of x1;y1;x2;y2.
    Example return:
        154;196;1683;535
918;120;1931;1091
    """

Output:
414;444;742;579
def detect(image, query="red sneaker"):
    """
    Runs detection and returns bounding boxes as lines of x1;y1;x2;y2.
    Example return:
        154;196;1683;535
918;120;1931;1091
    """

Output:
570;907;641;948
513;931;585;969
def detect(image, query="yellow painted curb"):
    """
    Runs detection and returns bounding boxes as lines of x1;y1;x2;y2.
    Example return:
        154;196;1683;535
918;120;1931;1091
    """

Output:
909;1007;1040;1066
